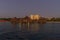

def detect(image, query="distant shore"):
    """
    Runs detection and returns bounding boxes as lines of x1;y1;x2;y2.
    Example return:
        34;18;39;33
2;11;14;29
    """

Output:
47;21;60;23
0;20;60;23
0;20;8;22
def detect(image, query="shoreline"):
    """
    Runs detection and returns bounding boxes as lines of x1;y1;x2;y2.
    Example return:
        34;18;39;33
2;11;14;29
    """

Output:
47;21;60;23
0;20;60;23
0;20;8;22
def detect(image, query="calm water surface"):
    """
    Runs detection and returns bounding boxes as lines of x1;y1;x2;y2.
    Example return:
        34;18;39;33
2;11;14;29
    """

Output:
0;22;60;40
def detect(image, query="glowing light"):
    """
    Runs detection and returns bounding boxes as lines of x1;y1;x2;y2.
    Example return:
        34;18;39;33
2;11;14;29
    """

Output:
30;15;40;20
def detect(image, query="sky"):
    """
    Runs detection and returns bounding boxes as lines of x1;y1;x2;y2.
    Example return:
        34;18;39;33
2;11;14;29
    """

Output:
0;0;60;18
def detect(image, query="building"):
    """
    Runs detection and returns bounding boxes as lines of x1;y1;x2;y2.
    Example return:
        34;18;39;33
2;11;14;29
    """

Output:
30;15;40;20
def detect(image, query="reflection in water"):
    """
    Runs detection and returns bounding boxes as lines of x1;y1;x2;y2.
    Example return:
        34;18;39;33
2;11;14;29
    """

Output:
18;23;30;32
18;23;44;33
29;23;39;33
12;23;19;32
11;22;45;35
1;22;60;40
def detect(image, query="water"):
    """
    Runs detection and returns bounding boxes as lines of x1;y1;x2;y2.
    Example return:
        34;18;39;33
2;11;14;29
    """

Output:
0;22;60;40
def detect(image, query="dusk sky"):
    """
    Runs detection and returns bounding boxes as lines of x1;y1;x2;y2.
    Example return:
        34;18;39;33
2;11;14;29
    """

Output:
0;0;60;18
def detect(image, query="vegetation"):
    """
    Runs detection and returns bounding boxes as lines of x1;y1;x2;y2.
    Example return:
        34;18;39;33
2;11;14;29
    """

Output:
47;17;60;22
1;16;60;22
0;18;11;21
